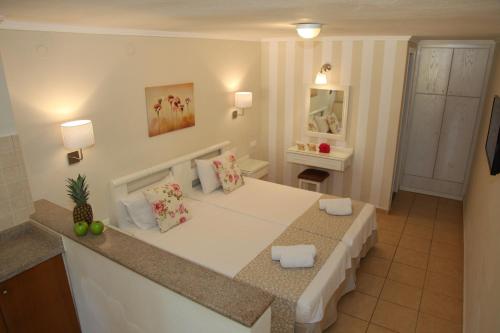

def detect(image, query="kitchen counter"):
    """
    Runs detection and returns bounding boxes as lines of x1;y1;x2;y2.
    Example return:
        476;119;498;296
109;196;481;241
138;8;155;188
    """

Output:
0;221;63;283
30;199;274;328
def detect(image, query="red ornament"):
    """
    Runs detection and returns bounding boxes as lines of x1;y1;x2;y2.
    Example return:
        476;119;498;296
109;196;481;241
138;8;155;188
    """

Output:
319;143;331;153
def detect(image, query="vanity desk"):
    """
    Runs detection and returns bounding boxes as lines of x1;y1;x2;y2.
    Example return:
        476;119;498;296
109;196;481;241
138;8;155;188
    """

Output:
286;145;353;171
287;84;353;194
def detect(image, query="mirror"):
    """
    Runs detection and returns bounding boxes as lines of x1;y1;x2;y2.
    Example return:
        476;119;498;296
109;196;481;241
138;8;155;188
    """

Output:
306;85;349;141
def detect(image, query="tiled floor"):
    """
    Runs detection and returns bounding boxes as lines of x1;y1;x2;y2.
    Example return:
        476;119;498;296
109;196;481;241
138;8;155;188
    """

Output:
327;191;464;333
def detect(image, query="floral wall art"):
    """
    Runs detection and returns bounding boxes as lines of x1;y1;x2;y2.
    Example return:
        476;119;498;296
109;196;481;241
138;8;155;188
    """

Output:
145;82;195;137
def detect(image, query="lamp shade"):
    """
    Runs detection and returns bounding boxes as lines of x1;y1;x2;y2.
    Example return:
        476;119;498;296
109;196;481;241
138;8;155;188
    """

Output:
61;120;95;149
235;92;252;108
315;72;328;85
296;23;322;39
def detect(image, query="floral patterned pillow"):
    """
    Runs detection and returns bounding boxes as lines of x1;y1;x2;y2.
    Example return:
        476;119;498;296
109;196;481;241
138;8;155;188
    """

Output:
143;183;191;232
212;154;245;193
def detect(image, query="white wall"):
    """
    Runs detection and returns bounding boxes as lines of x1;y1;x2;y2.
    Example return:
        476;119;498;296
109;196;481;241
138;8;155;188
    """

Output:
463;43;500;333
0;54;16;136
0;30;263;219
261;38;409;209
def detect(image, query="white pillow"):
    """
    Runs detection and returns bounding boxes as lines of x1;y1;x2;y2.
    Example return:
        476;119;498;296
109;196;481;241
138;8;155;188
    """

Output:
314;115;330;133
119;174;174;229
195;151;233;193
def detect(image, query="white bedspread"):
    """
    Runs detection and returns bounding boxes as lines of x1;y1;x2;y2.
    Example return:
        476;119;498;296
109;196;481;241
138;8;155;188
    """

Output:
117;197;353;324
117;178;376;324
188;177;377;259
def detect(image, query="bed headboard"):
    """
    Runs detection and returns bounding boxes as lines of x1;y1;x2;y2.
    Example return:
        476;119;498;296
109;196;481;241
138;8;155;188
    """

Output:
109;141;231;226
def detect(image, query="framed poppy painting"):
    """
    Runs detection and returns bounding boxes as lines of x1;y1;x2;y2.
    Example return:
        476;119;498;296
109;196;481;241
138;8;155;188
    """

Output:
145;82;195;137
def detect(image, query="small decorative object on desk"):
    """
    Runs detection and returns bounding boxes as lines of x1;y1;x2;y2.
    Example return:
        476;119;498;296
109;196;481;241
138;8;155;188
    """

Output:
307;143;317;152
66;174;93;224
297;142;306;151
319;143;331;154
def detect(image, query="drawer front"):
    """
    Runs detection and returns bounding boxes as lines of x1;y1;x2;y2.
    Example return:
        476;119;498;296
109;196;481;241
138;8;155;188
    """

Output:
286;152;344;171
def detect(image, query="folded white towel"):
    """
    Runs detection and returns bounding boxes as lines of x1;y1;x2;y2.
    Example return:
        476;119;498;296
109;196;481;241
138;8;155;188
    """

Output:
319;198;353;216
280;252;315;268
271;245;317;261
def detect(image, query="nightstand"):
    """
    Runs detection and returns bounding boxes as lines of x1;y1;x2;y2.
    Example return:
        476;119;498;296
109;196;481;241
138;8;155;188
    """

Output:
238;157;269;179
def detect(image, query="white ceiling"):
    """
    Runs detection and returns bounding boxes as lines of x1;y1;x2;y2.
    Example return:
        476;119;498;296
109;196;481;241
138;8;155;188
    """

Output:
0;0;499;40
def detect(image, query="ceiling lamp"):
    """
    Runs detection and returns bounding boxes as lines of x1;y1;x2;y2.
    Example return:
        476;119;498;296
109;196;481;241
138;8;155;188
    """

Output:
295;23;322;39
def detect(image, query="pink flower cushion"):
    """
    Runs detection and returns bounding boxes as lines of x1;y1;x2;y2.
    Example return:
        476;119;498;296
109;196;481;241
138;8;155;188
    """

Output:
143;182;191;232
212;153;245;193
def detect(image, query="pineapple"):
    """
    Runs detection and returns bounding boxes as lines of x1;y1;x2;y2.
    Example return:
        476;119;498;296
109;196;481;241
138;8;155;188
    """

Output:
66;174;93;223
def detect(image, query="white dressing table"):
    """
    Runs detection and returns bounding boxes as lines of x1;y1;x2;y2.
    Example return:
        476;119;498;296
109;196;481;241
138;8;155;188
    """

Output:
286;145;353;171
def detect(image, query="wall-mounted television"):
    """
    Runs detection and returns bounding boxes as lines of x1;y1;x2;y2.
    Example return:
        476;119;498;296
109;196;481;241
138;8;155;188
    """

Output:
486;96;500;176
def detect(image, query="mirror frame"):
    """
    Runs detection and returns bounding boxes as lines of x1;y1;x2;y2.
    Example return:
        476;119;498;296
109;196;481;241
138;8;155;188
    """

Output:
305;84;350;141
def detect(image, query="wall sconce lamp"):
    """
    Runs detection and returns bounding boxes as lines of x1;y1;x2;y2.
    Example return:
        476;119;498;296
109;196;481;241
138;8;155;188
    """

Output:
315;63;332;85
232;92;252;119
60;120;95;165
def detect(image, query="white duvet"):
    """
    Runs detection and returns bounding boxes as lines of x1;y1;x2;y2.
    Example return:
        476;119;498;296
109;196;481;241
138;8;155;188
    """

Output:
117;178;376;324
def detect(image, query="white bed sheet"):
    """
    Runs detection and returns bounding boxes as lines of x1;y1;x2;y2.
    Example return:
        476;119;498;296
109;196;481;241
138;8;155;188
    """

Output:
116;197;353;324
188;177;377;259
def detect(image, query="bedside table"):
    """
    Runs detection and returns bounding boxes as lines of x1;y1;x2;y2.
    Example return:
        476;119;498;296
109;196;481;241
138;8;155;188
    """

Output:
238;157;269;179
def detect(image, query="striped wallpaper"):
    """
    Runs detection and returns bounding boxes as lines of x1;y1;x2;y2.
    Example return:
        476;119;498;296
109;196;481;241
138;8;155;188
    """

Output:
261;37;409;210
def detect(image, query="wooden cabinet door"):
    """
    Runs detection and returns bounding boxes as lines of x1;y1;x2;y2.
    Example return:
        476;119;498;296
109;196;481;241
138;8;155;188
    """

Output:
434;96;480;183
0;310;7;333
404;94;446;178
447;48;490;97
415;47;453;95
0;255;80;333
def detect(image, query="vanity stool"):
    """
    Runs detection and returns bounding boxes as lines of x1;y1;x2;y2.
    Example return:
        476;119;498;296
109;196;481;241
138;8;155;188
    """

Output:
298;169;330;193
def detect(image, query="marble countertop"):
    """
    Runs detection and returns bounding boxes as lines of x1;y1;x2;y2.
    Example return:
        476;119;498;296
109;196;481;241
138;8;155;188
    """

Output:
0;221;63;283
30;199;274;328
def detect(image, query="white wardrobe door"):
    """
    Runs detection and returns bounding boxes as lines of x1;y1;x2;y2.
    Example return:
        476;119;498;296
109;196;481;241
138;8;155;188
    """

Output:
434;96;480;183
415;47;453;95
447;48;490;97
404;94;446;178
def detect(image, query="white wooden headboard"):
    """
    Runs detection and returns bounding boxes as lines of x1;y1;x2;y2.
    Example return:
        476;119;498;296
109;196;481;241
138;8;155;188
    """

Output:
109;141;231;226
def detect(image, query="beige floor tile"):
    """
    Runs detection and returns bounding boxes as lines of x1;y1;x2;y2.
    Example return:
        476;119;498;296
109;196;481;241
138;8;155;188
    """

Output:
325;313;368;333
433;229;463;246
366;324;395;333
428;255;463;278
380;279;422;310
420;290;463;322
399;234;431;253
371;300;418;333
388;262;426;288
359;256;392;278
416;312;462;333
407;216;435;228
338;291;377;321
424;271;463;300
378;229;401;246
403;222;434;240
430;241;463;261
356;272;385;297
369;243;397;260
377;214;406;234
394;247;429;270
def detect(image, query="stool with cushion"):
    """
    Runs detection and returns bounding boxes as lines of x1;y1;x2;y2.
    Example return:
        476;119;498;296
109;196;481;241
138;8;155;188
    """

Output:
297;169;330;193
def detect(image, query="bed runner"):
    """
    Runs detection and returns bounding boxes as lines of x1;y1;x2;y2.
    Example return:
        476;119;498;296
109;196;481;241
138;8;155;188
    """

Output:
235;196;366;333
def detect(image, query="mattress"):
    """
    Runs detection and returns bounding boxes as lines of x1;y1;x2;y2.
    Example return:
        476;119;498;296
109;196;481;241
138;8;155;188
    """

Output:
117;197;352;324
188;177;377;258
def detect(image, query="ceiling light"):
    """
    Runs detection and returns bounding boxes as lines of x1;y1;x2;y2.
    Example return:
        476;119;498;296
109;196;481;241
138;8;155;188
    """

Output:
295;23;322;39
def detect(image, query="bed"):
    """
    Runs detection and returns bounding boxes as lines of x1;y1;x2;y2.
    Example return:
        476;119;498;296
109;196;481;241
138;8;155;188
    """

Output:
109;141;377;333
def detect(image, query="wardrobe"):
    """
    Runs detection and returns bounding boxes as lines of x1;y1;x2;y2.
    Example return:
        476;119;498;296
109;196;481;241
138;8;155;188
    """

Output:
398;41;494;199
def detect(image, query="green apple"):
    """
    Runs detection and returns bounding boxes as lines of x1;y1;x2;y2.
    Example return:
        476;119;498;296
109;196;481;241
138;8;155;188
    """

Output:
73;221;89;237
90;221;104;235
